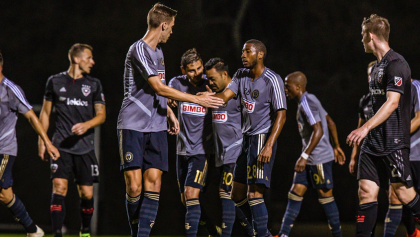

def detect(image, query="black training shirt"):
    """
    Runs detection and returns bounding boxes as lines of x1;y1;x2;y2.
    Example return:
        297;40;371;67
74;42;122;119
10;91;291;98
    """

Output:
361;49;411;156
44;71;105;154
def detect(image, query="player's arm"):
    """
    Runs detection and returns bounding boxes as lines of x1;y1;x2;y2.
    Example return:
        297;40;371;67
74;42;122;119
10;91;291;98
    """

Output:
25;109;60;160
258;109;286;163
204;85;236;103
326;115;346;165
167;106;179;135
347;91;400;146
148;76;224;108
412;112;420;133
295;122;323;172
72;103;106;136
349;118;366;175
38;99;53;160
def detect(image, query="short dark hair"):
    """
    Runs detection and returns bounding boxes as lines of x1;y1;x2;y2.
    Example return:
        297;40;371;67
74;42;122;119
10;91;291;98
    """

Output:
68;43;93;63
204;58;229;74
362;14;390;42
245;39;267;60
0;50;3;66
181;48;202;69
147;3;177;29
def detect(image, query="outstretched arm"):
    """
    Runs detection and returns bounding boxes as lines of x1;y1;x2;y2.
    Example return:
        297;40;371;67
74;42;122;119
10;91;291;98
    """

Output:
258;110;287;163
295;122;323;172
326;115;346;165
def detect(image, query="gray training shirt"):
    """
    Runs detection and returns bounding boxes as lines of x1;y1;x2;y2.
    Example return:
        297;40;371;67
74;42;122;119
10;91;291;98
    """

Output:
117;39;167;132
297;92;334;165
212;89;243;167
410;79;420;161
169;75;213;156
0;78;32;156
227;67;287;135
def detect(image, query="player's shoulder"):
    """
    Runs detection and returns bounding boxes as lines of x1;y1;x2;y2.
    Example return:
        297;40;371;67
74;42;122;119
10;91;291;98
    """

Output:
385;50;409;68
168;75;186;86
2;77;22;91
412;79;420;91
84;75;103;87
47;71;67;83
264;68;283;86
233;68;249;78
305;93;321;106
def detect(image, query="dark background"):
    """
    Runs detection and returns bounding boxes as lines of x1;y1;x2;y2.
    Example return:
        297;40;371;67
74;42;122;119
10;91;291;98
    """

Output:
1;0;420;235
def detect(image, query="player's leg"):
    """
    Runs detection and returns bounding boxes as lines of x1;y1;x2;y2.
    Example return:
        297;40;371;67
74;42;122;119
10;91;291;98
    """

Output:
0;154;42;235
219;163;236;236
278;168;308;237
77;185;94;237
313;161;341;237
119;129;145;237
248;183;268;236
384;186;403;237
50;150;72;237
401;160;420;237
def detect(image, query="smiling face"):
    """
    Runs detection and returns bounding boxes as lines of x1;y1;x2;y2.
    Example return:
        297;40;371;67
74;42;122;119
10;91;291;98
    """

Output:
284;77;300;100
76;49;95;74
241;43;259;69
182;60;203;85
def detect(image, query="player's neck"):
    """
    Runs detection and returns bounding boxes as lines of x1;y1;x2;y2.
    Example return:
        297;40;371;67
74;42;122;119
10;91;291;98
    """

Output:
142;30;160;50
67;66;84;80
0;72;4;83
249;64;265;80
373;42;391;62
296;91;305;102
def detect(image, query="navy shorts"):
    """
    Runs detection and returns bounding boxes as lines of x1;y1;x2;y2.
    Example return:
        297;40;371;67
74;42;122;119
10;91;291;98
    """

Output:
219;163;235;192
0;154;16;189
118;129;168;172
358;149;413;189
51;150;99;185
233;134;277;188
294;160;334;189
177;154;208;193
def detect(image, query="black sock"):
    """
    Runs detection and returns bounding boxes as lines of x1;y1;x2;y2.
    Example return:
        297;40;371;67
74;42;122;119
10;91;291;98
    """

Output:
51;194;66;237
402;206;416;235
356;202;378;237
80;198;94;233
407;194;420;224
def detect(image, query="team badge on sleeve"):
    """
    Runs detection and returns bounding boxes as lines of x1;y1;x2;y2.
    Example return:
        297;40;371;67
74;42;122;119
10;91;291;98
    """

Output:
394;76;402;86
82;84;91;96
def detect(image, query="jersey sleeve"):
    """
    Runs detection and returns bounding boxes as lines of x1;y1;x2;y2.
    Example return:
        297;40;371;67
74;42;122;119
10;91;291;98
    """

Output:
413;84;420;113
301;98;321;126
386;60;406;94
9;84;32;114
358;96;366;120
268;73;287;110
93;80;106;105
227;71;240;96
168;77;179;90
44;77;54;101
133;42;159;80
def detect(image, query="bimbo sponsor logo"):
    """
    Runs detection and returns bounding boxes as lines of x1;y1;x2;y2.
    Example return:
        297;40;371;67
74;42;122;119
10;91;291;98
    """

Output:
242;98;255;113
181;102;206;116
212;111;227;123
158;70;165;83
67;98;88;106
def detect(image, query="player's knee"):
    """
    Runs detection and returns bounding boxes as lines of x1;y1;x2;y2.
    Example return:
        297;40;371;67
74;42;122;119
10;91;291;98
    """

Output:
394;188;416;205
80;191;93;200
0;190;12;204
126;183;142;196
53;183;68;196
184;187;199;200
358;187;375;202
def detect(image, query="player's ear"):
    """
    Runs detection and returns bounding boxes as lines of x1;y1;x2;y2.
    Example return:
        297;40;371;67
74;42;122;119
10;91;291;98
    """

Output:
180;66;186;75
162;22;167;31
258;51;264;60
222;71;228;79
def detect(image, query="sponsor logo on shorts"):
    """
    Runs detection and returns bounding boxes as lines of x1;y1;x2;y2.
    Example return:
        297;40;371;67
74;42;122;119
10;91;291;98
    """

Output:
67;98;88;106
181;102;207;116
51;164;58;173
394;76;402;86
212;111;227;123
125;152;133;163
242;98;255;113
82;84;91;96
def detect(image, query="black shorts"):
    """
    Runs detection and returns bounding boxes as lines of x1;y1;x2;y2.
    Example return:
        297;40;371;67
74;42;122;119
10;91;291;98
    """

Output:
358;149;413;189
118;129;168;172
219;163;235;192
410;161;420;191
177;154;208;193
233;134;277;188
0;154;16;189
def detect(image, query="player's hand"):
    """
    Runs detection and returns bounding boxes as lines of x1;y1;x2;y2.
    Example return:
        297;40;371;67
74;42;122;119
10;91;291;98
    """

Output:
349;158;358;176
72;123;90;136
167;112;180;135
38;139;48;161
46;144;60;161
294;157;307;172
168;99;178;108
196;92;224;108
258;145;272;163
334;146;346;165
347;126;369;147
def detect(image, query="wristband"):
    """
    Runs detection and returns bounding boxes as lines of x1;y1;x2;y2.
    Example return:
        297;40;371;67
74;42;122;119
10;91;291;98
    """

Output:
301;152;309;160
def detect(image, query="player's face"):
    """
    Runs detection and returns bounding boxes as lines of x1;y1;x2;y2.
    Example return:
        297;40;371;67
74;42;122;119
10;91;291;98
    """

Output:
77;49;95;74
284;79;299;99
183;60;204;85
161;17;175;43
241;43;258;69
361;26;373;53
206;68;227;93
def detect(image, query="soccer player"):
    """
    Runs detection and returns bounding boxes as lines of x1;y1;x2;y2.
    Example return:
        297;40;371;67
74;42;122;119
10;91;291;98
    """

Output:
210;39;287;236
116;4;224;237
277;71;345;237
0;51;60;236
347;14;420;237
168;48;217;236
38;43;106;237
205;57;255;237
